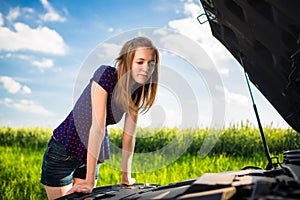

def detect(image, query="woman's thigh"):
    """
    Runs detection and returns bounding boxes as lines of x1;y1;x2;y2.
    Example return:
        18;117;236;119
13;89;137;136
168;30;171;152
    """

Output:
40;137;82;187
44;184;72;200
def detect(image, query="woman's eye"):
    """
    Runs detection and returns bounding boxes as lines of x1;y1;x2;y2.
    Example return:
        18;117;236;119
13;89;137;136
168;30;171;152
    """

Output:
149;63;156;68
137;62;144;65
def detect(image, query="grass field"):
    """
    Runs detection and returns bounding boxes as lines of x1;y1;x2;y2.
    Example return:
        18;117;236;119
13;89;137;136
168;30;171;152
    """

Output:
0;125;299;199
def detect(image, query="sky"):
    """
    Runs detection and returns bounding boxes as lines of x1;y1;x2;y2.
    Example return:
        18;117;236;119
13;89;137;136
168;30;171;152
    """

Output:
0;0;291;129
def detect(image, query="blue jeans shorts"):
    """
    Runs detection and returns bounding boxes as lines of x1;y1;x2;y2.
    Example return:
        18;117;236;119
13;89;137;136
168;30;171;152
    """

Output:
40;136;100;187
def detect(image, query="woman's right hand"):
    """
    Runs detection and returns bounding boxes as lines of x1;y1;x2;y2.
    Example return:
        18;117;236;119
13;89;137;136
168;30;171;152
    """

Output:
120;176;136;186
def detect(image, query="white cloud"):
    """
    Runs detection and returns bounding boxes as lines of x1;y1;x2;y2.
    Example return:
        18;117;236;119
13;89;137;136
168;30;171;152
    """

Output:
0;53;55;71
21;85;32;94
0;76;21;94
152;0;182;14
0;98;51;116
0;3;67;56
15;54;31;60
0;13;4;26
0;53;12;59
40;0;66;22
0;22;67;55
5;7;35;23
153;28;168;36
167;0;234;75
183;0;201;18
32;58;54;70
100;43;121;58
0;76;32;94
23;7;35;14
6;7;21;22
216;85;248;106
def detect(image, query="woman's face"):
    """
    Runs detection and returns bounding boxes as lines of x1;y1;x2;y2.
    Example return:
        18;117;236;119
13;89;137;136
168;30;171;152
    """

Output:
131;47;156;85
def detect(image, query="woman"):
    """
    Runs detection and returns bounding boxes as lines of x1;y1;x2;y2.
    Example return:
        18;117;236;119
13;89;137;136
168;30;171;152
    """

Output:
40;36;160;199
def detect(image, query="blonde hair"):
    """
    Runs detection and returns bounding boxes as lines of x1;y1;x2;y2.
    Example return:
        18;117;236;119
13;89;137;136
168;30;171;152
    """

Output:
114;36;160;115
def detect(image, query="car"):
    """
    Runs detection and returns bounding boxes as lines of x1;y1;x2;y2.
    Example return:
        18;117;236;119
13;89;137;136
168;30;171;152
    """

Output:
57;1;300;199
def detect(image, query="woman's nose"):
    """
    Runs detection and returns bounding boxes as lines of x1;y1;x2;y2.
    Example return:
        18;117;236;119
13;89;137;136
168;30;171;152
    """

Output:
141;63;149;72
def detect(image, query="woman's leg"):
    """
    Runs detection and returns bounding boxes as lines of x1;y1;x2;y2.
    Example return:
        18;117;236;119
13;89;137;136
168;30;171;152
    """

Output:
44;184;72;200
41;137;80;199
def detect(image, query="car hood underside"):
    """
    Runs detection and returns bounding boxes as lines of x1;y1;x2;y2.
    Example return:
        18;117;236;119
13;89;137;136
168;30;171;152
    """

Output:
200;0;300;132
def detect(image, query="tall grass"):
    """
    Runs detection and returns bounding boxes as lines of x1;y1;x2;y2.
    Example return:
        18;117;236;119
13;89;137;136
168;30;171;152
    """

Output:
102;126;300;157
0;127;52;148
1;126;299;156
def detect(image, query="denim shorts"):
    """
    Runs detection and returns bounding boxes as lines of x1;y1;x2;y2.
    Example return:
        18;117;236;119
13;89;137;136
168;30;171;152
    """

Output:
40;136;100;187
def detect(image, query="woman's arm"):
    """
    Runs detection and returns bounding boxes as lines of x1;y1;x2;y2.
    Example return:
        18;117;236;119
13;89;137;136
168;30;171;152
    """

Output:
86;80;107;186
67;80;107;194
120;113;138;185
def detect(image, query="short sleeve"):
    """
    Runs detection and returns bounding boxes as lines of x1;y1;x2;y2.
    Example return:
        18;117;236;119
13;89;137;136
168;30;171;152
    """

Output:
90;65;116;93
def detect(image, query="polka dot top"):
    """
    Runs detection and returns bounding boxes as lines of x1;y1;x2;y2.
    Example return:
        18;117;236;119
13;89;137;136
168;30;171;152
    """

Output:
53;65;125;162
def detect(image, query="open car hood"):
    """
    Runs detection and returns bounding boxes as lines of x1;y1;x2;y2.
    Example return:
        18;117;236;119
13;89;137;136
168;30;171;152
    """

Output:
200;0;300;132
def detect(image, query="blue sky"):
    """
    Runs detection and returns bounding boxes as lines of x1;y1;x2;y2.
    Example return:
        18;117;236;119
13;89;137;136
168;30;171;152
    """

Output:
0;0;291;129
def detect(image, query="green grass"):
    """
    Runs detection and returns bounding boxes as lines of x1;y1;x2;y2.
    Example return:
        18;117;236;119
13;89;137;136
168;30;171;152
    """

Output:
0;146;270;200
0;125;298;199
0;146;47;199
